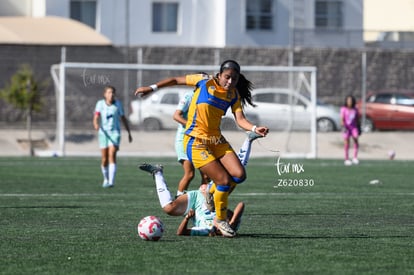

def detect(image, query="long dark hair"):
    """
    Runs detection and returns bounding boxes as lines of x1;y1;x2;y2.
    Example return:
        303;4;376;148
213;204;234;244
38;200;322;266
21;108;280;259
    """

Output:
219;60;256;107
344;95;356;108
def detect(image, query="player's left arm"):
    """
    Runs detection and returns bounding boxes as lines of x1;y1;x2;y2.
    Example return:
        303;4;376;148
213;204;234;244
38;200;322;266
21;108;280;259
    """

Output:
121;115;133;143
173;110;187;127
233;111;269;136
93;112;100;131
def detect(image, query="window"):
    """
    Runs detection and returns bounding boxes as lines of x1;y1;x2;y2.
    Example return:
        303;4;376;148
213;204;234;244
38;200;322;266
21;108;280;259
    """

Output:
160;93;179;105
315;1;343;29
373;94;392;104
253;93;275;103
246;0;273;31
70;0;97;28
394;94;414;106
152;2;178;32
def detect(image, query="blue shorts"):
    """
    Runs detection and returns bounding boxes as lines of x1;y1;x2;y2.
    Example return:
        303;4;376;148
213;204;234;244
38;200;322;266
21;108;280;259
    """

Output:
98;130;121;149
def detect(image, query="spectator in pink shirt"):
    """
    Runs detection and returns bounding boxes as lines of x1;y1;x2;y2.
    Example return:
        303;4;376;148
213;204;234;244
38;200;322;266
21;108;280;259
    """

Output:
340;95;361;166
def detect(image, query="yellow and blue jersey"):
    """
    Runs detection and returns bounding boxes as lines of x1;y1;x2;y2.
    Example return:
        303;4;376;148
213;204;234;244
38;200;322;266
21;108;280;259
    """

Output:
184;74;242;139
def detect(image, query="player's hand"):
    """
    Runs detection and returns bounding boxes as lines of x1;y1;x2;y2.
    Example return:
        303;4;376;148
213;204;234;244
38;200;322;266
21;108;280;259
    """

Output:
186;209;195;219
256;126;269;137
134;86;153;97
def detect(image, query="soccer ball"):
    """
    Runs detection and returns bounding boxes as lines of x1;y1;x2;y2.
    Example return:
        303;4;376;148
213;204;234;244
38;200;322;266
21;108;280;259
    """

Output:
137;216;164;241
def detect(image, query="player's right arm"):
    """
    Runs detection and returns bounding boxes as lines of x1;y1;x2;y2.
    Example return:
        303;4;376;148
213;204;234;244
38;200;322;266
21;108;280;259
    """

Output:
134;76;187;97
176;209;195;236
93;112;100;131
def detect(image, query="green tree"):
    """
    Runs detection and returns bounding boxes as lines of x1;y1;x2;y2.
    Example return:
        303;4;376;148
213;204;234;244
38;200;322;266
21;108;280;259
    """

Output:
0;64;47;156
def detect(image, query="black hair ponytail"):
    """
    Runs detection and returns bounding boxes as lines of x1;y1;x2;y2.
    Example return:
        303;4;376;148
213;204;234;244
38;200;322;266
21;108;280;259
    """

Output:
237;73;256;107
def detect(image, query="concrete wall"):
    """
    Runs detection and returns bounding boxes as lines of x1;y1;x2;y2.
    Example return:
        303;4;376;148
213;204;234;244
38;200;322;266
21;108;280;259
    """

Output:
1;45;413;128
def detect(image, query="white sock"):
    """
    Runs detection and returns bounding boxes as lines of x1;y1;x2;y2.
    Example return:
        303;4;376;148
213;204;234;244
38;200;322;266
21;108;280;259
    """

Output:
101;165;109;182
176;190;186;197
108;163;116;186
237;137;252;166
154;172;172;208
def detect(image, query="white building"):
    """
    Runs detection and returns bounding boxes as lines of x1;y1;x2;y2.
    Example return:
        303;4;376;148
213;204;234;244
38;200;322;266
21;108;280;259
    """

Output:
0;0;363;48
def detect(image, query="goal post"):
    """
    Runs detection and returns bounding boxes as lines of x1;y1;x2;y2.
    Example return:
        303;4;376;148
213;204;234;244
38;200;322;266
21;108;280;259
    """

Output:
50;62;317;158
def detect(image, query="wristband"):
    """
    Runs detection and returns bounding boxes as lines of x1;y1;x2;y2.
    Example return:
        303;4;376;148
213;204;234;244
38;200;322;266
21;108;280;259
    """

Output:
149;84;158;91
251;125;257;133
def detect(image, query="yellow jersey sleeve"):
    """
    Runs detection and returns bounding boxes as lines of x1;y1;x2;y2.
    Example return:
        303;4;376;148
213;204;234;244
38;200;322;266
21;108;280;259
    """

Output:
231;93;243;114
185;74;209;86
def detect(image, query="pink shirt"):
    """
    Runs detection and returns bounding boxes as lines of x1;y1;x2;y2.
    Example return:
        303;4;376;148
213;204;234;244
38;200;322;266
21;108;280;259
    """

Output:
340;106;358;129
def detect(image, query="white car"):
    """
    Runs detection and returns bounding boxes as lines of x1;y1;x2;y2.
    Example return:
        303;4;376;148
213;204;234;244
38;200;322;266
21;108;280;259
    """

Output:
129;87;194;131
236;88;341;132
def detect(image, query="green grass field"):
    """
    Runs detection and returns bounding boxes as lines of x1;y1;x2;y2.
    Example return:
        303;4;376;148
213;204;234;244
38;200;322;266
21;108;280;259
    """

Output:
0;157;413;274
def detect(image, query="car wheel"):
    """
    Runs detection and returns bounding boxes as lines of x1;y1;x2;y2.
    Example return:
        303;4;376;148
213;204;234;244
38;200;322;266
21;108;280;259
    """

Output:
143;118;162;131
317;118;335;132
361;118;374;133
221;117;238;131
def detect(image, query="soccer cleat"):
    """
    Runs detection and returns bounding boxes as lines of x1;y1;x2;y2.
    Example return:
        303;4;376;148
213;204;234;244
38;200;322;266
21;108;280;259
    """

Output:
204;192;215;212
344;159;352;166
214;219;236;238
102;180;111;188
352;158;359;165
247;131;263;142
139;163;163;176
204;181;215;211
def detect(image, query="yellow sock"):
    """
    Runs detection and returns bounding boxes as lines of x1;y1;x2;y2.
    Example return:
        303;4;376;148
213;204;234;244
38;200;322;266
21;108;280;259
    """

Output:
209;182;216;194
214;185;230;220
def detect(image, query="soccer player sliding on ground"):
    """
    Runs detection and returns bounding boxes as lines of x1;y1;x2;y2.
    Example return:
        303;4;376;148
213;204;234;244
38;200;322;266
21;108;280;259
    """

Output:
139;131;264;237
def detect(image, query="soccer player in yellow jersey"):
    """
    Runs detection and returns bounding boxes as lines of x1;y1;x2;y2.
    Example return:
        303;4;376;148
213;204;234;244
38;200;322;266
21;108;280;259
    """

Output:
134;60;269;237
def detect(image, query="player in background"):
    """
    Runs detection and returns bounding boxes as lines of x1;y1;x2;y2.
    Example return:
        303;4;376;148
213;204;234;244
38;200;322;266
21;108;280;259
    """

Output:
340;95;360;166
135;60;269;237
93;86;132;188
173;83;209;197
139;130;263;236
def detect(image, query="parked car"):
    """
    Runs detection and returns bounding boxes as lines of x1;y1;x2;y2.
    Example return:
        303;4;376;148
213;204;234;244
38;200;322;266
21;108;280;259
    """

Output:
356;90;414;132
129;88;192;130
228;88;341;132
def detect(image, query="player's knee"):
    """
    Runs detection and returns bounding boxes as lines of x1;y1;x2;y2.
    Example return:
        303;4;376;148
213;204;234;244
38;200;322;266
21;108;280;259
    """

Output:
232;176;246;184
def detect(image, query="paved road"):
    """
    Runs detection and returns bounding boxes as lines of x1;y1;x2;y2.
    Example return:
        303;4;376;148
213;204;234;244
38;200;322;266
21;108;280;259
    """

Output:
1;129;413;160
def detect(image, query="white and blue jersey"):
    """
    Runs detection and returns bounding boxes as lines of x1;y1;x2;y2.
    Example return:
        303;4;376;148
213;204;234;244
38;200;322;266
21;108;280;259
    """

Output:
95;99;124;148
185;189;216;236
175;91;193;161
95;99;124;132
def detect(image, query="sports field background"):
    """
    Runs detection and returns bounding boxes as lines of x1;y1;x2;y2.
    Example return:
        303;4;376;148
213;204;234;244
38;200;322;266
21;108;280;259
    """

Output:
0;157;413;274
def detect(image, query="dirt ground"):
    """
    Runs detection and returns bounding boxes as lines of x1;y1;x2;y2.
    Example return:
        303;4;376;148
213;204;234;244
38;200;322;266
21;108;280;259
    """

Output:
1;129;413;160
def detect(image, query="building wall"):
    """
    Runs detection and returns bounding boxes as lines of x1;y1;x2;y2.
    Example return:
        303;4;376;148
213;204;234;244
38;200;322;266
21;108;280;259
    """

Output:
364;0;414;31
0;0;31;16
35;0;362;48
